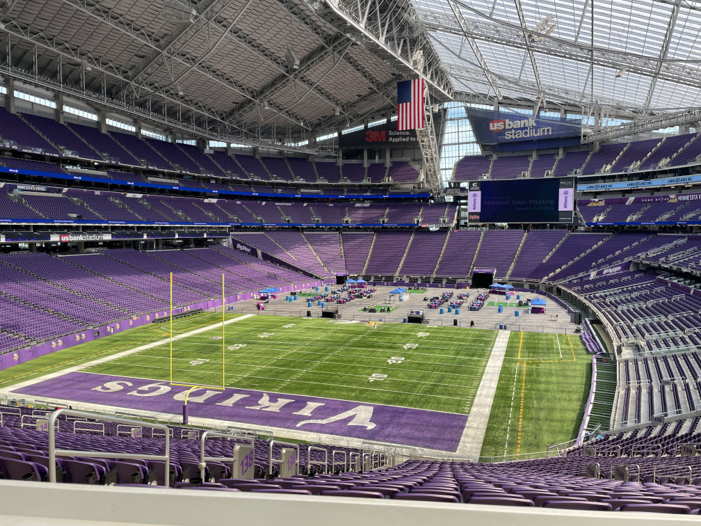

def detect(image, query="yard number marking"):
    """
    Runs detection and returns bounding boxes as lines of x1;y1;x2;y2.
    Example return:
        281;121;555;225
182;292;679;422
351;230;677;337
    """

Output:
368;374;387;382
189;359;210;366
282;324;296;328
228;344;247;350
387;356;405;364
257;333;274;338
403;343;418;349
417;332;430;338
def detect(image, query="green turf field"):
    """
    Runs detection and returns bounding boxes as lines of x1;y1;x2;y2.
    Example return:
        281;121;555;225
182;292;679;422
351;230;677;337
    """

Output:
82;316;497;414
0;313;593;456
0;312;243;389
479;331;591;460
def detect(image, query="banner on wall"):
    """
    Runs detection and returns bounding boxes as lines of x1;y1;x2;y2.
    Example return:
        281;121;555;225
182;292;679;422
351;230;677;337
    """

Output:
338;120;418;149
466;108;581;145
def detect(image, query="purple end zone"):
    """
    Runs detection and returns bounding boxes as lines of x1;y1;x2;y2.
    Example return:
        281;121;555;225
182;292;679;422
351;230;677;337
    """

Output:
13;372;468;451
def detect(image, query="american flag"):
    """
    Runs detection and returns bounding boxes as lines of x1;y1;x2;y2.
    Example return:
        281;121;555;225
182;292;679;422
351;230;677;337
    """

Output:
397;79;425;131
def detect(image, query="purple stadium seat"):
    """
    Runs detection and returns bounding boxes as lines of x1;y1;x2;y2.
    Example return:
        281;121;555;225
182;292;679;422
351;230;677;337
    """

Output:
290;484;341;495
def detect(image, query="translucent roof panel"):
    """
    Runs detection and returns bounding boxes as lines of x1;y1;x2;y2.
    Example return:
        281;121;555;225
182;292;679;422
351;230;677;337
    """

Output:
414;0;701;111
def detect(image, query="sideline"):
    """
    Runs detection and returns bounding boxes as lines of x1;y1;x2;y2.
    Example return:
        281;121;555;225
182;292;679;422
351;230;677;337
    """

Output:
454;330;511;459
0;314;256;395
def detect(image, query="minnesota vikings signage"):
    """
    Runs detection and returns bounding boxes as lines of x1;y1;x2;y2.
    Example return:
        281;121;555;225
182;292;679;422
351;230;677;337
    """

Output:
13;372;468;451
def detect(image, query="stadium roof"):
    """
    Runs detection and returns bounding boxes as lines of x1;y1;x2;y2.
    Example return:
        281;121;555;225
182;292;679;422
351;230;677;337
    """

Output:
0;0;409;148
415;0;701;113
5;0;701;149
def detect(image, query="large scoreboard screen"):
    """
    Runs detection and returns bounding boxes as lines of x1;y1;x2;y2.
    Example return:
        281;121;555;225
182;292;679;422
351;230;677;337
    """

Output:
467;178;575;224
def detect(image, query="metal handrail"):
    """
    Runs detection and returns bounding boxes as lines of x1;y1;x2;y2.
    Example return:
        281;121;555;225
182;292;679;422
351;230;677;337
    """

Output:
307;446;328;474
654;465;693;483
331;450;347;473
268;440;299;476
152;427;174;439
73;421;105;435
349;452;361;471
610;463;640;482
20;414;58;431
199;431;254;480
116;424;142;437
48;409;170;486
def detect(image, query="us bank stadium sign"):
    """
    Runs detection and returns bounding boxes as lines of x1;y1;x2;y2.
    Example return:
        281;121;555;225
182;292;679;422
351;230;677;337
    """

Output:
467;108;581;144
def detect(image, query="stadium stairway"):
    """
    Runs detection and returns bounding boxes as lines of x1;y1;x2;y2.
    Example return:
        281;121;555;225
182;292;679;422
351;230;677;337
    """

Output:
468;231;484;275
361;232;377;275
431;229;453;279
505;231;528;279
394;230;416;277
300;232;331;275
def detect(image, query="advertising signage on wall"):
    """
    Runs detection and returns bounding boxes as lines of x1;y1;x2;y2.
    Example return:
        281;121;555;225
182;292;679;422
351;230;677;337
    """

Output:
466;108;581;145
338;120;419;149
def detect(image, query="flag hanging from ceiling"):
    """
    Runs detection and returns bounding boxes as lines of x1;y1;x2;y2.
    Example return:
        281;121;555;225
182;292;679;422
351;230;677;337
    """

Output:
397;79;425;131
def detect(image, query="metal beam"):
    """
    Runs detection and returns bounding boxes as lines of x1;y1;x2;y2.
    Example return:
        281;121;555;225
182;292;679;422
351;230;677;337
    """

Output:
418;2;701;93
446;0;502;100
582;107;701;143
511;0;543;98
314;0;454;101
57;0;311;130
224;35;351;125
0;30;318;154
644;0;682;109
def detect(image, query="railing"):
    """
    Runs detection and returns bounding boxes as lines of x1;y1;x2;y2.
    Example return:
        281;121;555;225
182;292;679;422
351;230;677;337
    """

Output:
610;463;640;482
20;414;58;431
307;446;328;474
331;450;347;473
199;431;254;481
73;421;105;435
477;450;550;463
653;465;692;483
268;440;299;476
48;409;170;485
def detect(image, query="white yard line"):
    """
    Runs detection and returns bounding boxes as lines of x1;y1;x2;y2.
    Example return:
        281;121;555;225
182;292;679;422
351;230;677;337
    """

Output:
556;333;563;359
0;314;256;396
454;330;511;460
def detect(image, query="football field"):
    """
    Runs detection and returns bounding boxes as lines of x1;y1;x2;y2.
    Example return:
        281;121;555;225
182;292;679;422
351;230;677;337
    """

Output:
83;315;497;414
0;313;592;456
480;331;591;459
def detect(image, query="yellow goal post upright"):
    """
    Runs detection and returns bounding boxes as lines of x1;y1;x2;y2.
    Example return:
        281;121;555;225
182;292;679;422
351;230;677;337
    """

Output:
169;272;227;424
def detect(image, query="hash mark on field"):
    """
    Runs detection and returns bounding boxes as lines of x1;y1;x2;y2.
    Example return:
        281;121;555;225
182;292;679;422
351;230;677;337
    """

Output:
504;362;520;456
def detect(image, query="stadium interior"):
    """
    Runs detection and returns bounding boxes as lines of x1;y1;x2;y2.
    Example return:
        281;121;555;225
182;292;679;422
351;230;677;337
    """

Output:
2;0;701;523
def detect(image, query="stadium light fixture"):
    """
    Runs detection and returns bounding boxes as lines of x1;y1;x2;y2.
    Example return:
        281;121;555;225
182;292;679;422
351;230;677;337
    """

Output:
161;0;196;24
263;100;270;110
286;46;300;70
177;85;184;96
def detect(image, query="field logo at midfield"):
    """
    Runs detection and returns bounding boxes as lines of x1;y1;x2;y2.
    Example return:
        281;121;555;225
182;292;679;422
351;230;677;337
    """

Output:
15;372;468;451
363;321;384;329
